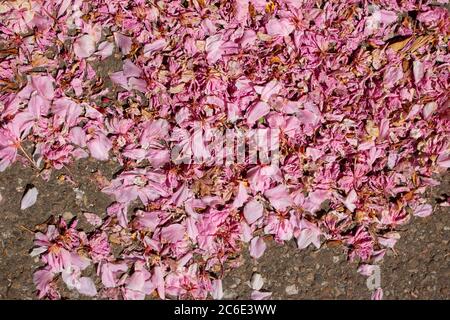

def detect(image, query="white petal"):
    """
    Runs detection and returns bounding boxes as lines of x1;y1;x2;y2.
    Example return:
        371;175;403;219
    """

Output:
21;187;38;210
211;279;223;300
250;273;264;290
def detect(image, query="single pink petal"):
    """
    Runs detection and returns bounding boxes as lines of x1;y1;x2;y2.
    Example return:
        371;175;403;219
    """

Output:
379;119;389;140
249;236;266;259
422;101;437;119
437;152;450;168
68;252;91;270
128;77;147;93
161;224;186;243
305;147;323;161
379;10;398;24
240;222;252;243
232;182;249;208
31;76;55;100
264;185;292;211
205;35;225;64
134;211;161;231
110;71;129;89
83;212;102;227
251;290;272;300
101;263;128;288
343;189;358;212
78;277;97;296
152;266;165;299
122;147;147;160
33;269;55;298
114;33;132;55
417;9;446;23
126;271;146;292
235;0;249;24
240;29;257;47
383;65;403;88
123;59;142;77
52;97;82;128
170;184;193;207
28;94;46;118
71;78;83;96
303;189;329;214
298;109;320;126
266;18;295;36
247;101;270;125
143;39;167;56
87;134;112;161
378;232;400;248
259;80;282;102
140;119;170;146
413;60;424;83
69;127;87;147
73;34;96;59
243;199;264;224
95;41;114;59
147;149;170;168
296;219;322;250
413;204;432;218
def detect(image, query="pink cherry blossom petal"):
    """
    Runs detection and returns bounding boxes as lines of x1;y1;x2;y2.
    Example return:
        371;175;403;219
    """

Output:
73;34;96;59
413;204;433;218
243;199;264;224
249;236;266;259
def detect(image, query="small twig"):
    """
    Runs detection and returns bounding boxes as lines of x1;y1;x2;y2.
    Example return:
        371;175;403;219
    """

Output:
18;225;35;235
18;144;39;171
62;164;77;181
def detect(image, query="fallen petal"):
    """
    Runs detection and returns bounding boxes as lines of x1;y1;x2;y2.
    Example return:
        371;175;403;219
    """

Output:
21;187;38;210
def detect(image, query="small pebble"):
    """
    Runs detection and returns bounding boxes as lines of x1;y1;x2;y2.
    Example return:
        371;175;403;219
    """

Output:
285;284;298;295
222;290;236;299
63;211;74;220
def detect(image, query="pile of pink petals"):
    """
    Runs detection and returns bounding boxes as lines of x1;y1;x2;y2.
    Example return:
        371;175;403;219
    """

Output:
1;0;449;300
